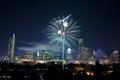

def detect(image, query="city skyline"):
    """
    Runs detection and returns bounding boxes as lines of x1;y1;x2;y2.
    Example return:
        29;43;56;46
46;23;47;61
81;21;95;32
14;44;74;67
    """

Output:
0;0;120;56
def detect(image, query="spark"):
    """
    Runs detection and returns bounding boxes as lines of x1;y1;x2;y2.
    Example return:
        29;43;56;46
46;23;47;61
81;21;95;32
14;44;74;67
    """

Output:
45;14;80;48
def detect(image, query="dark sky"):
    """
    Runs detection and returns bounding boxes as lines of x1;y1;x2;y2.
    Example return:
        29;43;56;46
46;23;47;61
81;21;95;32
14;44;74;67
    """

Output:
0;0;120;56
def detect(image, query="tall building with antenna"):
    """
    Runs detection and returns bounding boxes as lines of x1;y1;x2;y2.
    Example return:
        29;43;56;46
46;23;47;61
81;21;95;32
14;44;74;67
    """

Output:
7;34;15;60
77;38;84;60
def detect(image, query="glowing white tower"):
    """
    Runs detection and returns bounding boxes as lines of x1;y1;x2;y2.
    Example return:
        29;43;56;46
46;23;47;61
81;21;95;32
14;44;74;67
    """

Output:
66;48;72;63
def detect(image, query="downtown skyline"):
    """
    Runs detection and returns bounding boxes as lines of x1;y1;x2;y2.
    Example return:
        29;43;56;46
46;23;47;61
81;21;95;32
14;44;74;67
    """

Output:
0;0;120;56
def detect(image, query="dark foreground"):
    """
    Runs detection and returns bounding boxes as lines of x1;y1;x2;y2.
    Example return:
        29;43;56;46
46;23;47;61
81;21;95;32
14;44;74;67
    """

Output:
0;61;120;80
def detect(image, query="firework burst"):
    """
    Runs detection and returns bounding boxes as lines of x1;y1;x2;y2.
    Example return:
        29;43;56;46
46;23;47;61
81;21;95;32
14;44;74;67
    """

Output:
45;14;80;48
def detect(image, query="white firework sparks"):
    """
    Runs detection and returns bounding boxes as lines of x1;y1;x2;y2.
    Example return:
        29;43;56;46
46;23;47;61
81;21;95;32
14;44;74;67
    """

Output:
45;14;80;48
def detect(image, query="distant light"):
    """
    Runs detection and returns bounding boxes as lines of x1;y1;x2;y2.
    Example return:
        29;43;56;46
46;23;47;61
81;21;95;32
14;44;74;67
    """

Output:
75;61;80;64
113;51;119;54
86;71;94;76
67;48;71;52
62;32;65;35
73;73;76;75
86;72;90;75
67;48;72;54
63;21;68;27
107;70;113;74
57;30;62;34
93;50;96;55
45;51;48;53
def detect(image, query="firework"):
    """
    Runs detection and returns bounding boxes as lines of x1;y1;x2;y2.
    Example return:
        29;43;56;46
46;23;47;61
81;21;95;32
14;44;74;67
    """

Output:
45;14;80;48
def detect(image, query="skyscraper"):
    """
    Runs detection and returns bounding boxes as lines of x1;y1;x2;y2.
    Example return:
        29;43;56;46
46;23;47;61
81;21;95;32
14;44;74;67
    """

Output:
7;34;15;60
77;38;84;60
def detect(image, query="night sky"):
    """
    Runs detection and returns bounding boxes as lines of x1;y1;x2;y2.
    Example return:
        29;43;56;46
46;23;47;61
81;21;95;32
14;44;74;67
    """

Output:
0;0;120;56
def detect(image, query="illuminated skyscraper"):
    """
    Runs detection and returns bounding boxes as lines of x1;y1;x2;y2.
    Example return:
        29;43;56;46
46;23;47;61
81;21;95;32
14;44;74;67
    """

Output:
66;48;73;63
111;51;119;64
77;38;84;60
7;34;15;60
